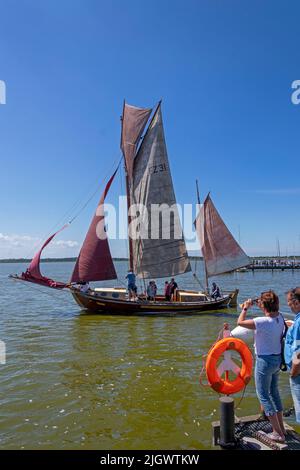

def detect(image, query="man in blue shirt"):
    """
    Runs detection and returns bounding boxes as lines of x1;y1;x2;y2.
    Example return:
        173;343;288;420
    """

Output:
284;287;300;423
126;270;137;300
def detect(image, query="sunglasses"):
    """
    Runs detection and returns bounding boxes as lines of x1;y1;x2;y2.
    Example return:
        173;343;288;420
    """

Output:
286;288;300;300
253;291;274;305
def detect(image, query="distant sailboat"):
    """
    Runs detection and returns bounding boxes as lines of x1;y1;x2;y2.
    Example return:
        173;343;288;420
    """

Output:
12;101;247;315
195;192;251;288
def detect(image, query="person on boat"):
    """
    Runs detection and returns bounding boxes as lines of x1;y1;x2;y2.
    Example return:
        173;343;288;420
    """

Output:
284;287;300;424
211;282;221;300
170;278;178;301
164;281;171;301
22;268;33;279
79;281;90;293
237;291;286;443
126;270;137;300
147;281;157;301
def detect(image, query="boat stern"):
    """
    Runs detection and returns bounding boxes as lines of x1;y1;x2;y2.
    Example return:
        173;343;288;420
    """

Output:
227;289;239;307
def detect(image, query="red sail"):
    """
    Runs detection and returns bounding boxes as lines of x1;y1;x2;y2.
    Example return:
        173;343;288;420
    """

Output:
20;225;69;289
121;102;152;180
70;171;118;283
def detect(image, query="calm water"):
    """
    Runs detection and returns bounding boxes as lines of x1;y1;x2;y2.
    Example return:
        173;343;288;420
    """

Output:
0;261;299;449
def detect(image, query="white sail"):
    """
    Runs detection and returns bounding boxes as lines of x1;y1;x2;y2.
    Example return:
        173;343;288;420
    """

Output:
129;105;191;279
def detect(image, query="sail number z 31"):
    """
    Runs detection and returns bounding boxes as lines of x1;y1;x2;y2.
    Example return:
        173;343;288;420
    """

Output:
149;163;167;174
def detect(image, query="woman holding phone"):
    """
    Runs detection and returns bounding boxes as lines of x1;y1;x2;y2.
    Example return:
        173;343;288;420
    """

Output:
237;290;286;443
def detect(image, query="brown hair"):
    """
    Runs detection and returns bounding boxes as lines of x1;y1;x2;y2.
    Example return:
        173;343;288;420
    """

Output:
259;290;279;313
287;287;300;303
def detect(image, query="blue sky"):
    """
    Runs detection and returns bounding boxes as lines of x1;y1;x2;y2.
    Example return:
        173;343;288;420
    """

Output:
0;0;300;259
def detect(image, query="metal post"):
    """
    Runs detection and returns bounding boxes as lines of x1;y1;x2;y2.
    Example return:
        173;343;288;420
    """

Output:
219;396;236;448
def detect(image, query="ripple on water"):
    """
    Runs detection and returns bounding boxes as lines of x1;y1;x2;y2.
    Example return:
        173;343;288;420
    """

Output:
0;261;299;448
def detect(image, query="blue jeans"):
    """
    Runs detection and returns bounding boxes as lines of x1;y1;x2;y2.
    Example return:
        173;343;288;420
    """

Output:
290;375;300;423
255;355;283;416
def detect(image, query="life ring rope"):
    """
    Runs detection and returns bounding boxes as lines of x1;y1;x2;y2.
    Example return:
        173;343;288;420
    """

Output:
205;337;253;395
199;327;227;387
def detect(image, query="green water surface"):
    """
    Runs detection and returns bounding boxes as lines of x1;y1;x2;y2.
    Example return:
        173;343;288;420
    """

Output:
0;261;299;449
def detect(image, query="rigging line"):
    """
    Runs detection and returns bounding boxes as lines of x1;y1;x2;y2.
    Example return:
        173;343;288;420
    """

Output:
119;167;129;263
234;385;247;410
22;155;123;261
192;272;206;291
69;157;122;224
46;154;122;230
116;276;127;288
12;280;75;307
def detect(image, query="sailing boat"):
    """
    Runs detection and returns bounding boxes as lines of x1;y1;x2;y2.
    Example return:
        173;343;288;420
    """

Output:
194;191;250;295
12;101;249;315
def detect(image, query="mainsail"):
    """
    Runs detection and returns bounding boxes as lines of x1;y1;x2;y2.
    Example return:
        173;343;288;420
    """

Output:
195;194;250;277
70;170;118;283
126;103;191;279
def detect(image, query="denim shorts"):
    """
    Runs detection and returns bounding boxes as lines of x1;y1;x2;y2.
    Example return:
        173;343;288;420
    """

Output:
255;354;283;416
290;374;300;423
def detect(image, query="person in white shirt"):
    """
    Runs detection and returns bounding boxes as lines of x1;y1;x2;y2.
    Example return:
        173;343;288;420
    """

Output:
237;290;285;443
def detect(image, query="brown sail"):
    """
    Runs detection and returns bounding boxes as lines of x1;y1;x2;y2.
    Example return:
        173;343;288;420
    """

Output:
195;194;250;277
129;104;191;279
17;225;69;289
70;170;118;283
121;103;152;180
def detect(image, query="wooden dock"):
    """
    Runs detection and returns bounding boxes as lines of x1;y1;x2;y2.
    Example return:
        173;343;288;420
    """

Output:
249;265;300;271
212;414;300;450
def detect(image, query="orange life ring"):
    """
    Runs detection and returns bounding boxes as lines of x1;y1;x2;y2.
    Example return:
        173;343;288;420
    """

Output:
206;337;253;395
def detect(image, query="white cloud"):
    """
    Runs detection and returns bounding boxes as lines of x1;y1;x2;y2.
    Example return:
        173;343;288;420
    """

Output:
0;233;79;258
53;240;79;248
0;233;39;247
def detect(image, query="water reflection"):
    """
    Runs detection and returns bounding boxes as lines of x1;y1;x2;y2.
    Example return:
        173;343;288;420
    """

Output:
0;261;299;449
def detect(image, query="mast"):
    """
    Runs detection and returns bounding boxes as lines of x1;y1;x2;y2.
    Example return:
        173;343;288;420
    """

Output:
196;179;201;206
196;180;209;292
125;170;134;271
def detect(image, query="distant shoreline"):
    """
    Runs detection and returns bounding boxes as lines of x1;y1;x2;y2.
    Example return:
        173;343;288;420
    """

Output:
0;256;299;264
0;257;129;263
